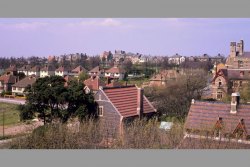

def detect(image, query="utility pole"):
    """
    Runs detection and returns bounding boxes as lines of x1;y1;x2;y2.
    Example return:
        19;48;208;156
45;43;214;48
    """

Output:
2;109;4;138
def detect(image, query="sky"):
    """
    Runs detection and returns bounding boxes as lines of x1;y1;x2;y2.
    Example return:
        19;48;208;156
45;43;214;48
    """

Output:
1;18;250;57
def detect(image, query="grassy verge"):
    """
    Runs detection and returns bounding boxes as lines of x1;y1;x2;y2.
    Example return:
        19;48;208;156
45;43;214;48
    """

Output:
0;102;20;126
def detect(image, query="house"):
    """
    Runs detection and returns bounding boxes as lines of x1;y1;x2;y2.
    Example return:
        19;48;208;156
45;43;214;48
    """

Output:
83;76;106;94
40;65;56;78
55;66;71;77
168;54;185;65
105;66;125;80
5;65;17;75
17;65;32;76
226;40;250;69
94;85;157;136
0;74;17;93
211;68;250;100
0;66;5;75
28;65;41;77
185;93;250;142
71;65;87;77
88;66;104;77
149;70;179;87
12;76;36;96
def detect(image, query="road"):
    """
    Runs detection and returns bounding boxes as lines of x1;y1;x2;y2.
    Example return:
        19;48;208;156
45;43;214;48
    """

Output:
0;98;25;105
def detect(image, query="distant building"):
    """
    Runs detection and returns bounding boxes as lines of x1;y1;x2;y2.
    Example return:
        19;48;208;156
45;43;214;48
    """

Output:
168;54;185;65
40;65;56;78
55;66;71;77
149;70;179;87
88;66;105;77
0;74;17;93
5;65;17;76
211;68;250;100
12;76;36;96
83;76;106;94
105;66;125;80
226;40;250;69
17;65;32;76
28;65;41;77
71;65;87;77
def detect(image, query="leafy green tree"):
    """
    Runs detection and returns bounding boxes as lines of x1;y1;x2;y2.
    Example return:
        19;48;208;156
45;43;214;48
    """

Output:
21;76;97;124
240;82;250;103
78;71;89;82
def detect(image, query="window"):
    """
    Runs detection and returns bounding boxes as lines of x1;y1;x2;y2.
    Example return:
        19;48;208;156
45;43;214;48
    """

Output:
98;106;103;116
18;88;22;91
13;87;16;90
217;92;223;100
240;81;243;87
99;94;101;100
218;79;222;87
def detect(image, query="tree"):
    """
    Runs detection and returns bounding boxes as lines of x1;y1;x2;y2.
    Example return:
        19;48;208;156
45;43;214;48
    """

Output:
78;71;89;82
20;76;97;124
240;82;250;103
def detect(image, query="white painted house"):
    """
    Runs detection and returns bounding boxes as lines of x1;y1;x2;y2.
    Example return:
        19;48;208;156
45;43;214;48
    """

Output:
40;65;56;78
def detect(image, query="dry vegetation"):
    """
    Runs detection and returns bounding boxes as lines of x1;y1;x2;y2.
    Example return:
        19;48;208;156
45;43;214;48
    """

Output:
8;119;184;149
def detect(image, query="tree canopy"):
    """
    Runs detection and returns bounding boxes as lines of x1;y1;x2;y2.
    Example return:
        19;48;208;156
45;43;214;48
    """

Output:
20;76;97;124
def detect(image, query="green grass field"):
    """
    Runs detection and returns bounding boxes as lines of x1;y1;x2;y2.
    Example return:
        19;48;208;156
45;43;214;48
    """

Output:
0;102;20;126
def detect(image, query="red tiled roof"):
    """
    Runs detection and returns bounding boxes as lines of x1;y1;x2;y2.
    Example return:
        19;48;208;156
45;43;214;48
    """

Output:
84;76;105;91
103;86;156;117
185;101;250;135
12;76;36;88
30;65;41;72
40;65;56;72
105;66;124;74
71;65;87;73
5;65;17;72
0;74;16;84
89;66;101;73
56;66;70;72
18;65;32;71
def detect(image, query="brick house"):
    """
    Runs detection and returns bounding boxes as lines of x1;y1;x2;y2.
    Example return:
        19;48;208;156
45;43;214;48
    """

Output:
71;65;87;77
0;74;17;93
88;66;105;77
83;76;106;94
94;85;157;136
211;68;250;100
12;76;36;96
149;70;179;87
185;93;250;141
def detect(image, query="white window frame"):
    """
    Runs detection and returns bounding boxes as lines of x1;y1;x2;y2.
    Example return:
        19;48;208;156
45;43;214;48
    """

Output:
98;106;104;116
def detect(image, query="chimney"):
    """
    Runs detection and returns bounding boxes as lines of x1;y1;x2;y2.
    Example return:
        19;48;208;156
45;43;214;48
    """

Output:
137;88;144;119
230;42;237;57
230;92;240;114
191;99;195;104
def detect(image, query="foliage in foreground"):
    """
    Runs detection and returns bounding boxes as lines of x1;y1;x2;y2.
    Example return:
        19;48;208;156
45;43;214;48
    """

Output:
9;119;184;149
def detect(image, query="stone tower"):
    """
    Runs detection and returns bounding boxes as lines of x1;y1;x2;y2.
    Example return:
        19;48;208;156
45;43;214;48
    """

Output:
230;42;237;57
236;40;244;56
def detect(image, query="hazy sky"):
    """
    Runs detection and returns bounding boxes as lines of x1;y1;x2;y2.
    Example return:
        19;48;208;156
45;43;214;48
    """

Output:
1;18;250;57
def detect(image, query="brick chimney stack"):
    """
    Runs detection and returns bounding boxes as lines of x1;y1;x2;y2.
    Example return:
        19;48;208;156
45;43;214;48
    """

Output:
137;88;144;119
